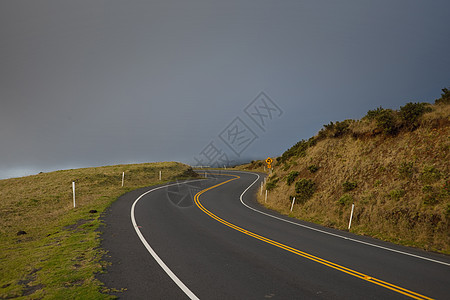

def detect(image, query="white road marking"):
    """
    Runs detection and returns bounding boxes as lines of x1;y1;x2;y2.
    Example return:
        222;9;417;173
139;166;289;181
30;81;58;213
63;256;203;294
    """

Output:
216;170;450;267
131;179;204;300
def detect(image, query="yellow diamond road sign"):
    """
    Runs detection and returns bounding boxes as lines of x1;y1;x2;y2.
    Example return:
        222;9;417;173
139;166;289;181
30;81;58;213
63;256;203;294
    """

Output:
266;157;273;164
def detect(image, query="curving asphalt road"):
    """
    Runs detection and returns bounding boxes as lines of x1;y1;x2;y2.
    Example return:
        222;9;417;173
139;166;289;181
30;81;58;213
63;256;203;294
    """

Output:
98;170;450;299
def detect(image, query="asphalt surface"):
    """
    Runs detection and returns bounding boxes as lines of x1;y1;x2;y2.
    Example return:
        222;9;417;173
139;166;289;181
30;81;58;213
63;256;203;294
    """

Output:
98;170;450;299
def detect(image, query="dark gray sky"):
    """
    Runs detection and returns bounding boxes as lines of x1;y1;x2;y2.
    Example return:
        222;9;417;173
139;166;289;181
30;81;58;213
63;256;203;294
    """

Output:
1;0;449;179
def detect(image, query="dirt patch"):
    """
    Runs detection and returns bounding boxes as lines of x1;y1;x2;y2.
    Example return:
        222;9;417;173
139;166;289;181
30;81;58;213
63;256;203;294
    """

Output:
16;268;43;298
63;219;93;231
22;284;43;297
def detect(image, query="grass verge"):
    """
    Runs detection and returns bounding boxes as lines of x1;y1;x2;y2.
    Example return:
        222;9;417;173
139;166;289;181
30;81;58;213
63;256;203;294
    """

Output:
0;162;197;299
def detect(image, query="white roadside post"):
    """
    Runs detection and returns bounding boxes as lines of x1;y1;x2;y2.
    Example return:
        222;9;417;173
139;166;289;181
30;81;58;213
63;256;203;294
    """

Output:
260;181;263;196
159;170;162;181
265;190;268;203
72;181;76;208
290;197;296;212
121;172;125;187
348;203;355;230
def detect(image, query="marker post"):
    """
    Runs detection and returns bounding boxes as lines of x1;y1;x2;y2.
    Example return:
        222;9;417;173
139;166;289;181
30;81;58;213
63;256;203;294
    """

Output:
348;203;355;230
72;181;76;208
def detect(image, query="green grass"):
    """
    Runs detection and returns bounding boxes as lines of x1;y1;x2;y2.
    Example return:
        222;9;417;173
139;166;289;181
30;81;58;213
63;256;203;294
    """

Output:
0;162;197;299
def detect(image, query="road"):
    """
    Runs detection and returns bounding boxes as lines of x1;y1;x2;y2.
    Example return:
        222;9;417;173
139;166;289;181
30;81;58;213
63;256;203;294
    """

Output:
98;170;450;299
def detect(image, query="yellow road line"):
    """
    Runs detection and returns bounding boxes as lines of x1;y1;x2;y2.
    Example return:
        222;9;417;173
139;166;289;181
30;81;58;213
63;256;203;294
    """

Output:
194;174;433;300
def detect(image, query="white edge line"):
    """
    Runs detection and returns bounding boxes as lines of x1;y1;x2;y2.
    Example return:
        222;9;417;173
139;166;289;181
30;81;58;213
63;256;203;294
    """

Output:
131;179;204;300
225;170;450;267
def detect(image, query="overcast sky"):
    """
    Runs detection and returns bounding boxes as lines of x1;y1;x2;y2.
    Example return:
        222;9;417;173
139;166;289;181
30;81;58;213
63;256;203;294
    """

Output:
1;0;449;179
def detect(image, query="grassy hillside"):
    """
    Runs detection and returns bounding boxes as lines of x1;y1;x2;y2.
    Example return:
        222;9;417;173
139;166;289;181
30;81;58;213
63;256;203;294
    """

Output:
0;162;197;299
244;88;450;254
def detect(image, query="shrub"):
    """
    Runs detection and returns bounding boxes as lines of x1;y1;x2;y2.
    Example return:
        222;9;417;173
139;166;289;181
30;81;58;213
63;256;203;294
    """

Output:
333;120;352;137
295;179;316;202
280;140;309;163
389;189;405;200
308;136;317;147
342;181;357;192
398;162;414;179
318;120;353;138
338;194;353;206
375;109;398;135
446;203;450;219
420;165;441;184
422;185;433;193
399;102;431;130
308;164;319;173
266;179;278;191
365;106;386;120
434;87;450;105
443;180;450;196
286;171;299;185
423;194;438;205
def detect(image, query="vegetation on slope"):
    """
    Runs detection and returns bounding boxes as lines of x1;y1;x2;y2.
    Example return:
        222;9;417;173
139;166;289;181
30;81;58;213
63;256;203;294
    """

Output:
0;162;197;299
246;88;450;253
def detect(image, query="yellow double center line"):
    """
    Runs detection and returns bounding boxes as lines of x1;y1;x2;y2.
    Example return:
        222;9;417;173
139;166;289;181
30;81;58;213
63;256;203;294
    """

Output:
193;174;433;300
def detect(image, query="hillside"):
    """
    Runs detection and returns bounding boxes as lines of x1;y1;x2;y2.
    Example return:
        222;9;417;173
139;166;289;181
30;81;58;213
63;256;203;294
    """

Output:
0;162;197;299
244;88;450;254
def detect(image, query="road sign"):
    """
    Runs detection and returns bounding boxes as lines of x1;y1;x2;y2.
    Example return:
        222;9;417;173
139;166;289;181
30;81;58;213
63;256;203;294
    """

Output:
266;157;273;169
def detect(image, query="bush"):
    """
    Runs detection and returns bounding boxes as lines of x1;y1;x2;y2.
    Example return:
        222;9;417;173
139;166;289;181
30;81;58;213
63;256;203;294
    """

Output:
279;140;309;163
308;136;317;147
338;194;353;206
333;120;352;137
420;165;441;184
399;102;431;130
308;164;319;173
422;185;433;193
375;109;398;135
423;194;439;205
398;162;414;179
342;181;357;192
446;203;450;219
366;106;386;120
443;180;450;196
286;171;299;185
435;87;450;105
295;179;316;202
266;179;278;191
389;189;405;200
318;120;353;138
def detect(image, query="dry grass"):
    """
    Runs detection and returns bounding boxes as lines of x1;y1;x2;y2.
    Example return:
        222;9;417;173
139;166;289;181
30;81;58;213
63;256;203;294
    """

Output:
248;103;450;254
0;162;196;299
